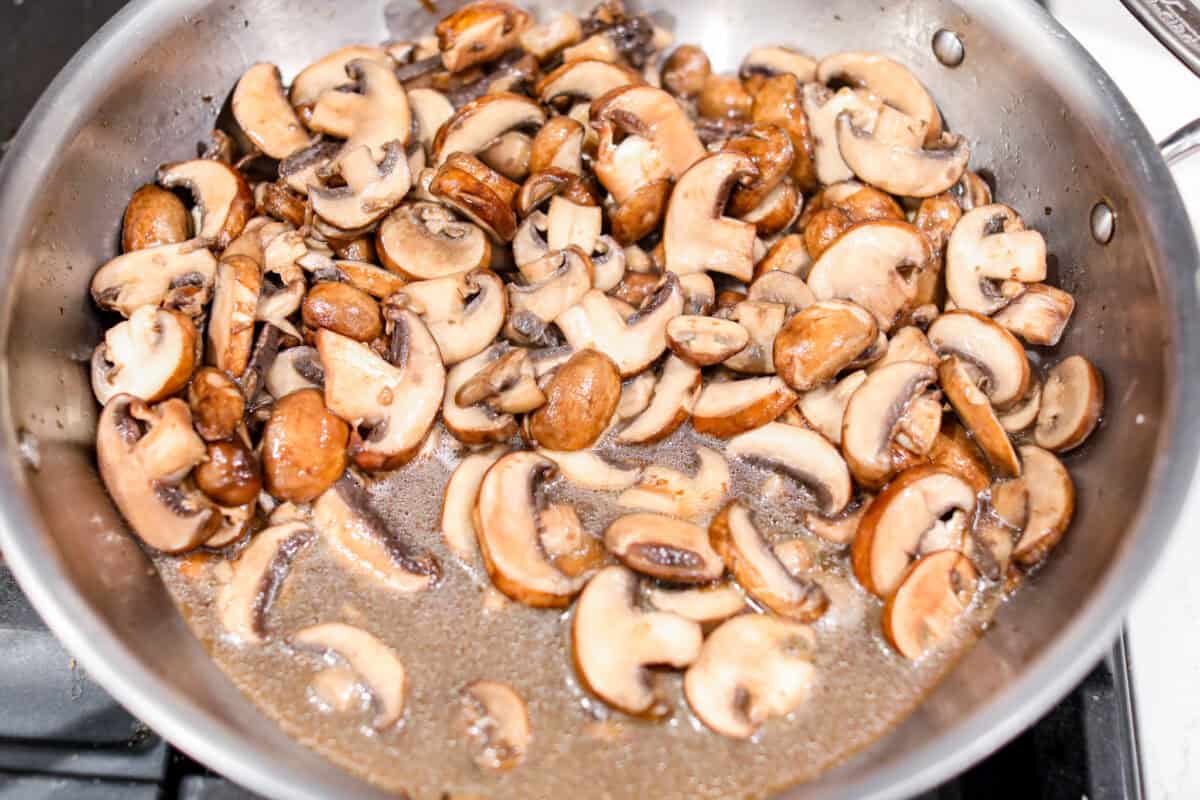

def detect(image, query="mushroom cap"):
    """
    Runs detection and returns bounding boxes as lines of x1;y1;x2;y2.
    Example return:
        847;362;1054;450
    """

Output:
945;204;1047;315
710;502;829;622
605;513;724;584
617;446;730;521
773;300;878;391
459;680;532;772
851;465;977;597
430;156;519;244
928;310;1031;409
615;355;701;444
662;151;759;282
692;376;798;438
816;51;942;145
1012;445;1075;567
291;623;407;729
727;422;852;516
937;355;1022;478
1035;355;1104;452
232;63;311;159
840;360;937;489
261;388;350;503
683;613;816;739
666;315;750;367
121;184;192;254
433;93;547;166
91;240;216;319
528;349;621;451
216;521;314;643
157;159;253;249
882;550;978;659
377;203;491;281
571;565;703;716
91;307;198;406
441;445;508;563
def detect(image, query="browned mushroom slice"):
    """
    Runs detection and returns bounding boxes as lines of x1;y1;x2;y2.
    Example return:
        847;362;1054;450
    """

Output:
571;565;703;717
807;221;930;332
835;107;969;198
710;502;828;621
756;234;812;278
121;184;191;253
662;152;758;282
616;370;657;421
740;45;817;83
441;446;508;563
459;680;532;772
869;325;939;373
443;345;520;445
204;255;260;379
1011;445;1075;567
724;123;795;218
479;130;534;182
454;345;544;414
474;451;589;607
801;83;882;186
539;449;640;491
301;282;383;344
216;521;314;644
430;154;519;244
232;63;310;159
536;58;639;106
527;349;621;451
158;159;253;249
264;346;323;400
289;45;391;107
593;121;672;245
938;356;1021;478
377;203;491;281
852;465;977;598
684;614;815;739
91;240;216;319
504;247;593;345
928;418;991;494
616;356;701;444
617;446;729;520
927;310;1030;409
605;513;723;584
772;300;878;392
946;205;1047;315
310;142;412;230
590;85;705;178
309;59;412;161
796;370;867;445
721;301;786;375
643;581;745;624
1035;355;1104;452
802;494;872;546
998;379;1042;433
521;11;583;62
436;1;531;72
841;361;937;489
91;308;198;406
316;311;445;471
555;274;684;377
185;367;242;443
969;477;1029;580
817;52;942;144
727;422;852;515
292;623;407;730
96;396;216;553
746;270;815;311
666;316;749;367
398;269;507;365
330;259;406;301
882;551;978;659
993;283;1076;346
692;376;798;438
529;118;586;177
433;93;546;166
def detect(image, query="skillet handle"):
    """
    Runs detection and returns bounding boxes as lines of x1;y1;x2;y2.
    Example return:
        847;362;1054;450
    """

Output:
1161;119;1200;166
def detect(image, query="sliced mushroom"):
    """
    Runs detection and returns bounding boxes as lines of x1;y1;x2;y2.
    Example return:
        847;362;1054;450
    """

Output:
749;74;818;192
91;307;198;406
796;370;866;446
261;388;349;503
746;270;815;311
938;355;1021;478
727;422;852;515
302;281;383;343
802;494;872;545
882;550;978;659
756;233;812;278
806;221;930;332
430;154;518;244
504;247;593;344
590;235;626;292
817;52;942;145
265;346;324;399
616;355;701;444
697;74;753;120
684;614;815;739
454;345;544;414
925;418;989;494
968;477;1028;580
311;142;412;230
185;367;243;443
840;361;937;488
377;203;491;280
441;445;508;563
998;379;1042;433
1012;445;1075;567
772;300;878;392
928;310;1031;409
433;93;546;166
539;449;639;491
400;269;507;365
121;185;192;253
662;151;758;282
527;349;621;450
945;205;1047;315
474;451;590;606
536;59;639;106
521;11;583;62
661;45;711;99
317;312;445;470
443;345;520;444
315;475;440;592
436;1;531;73
205;255;261;379
157;160;253;249
741;46;817;83
590;85;705;179
571;565;702;716
217;521;314;644
459;680;532;772
555;274;684;377
852;465;977;597
1035;355;1103;452
616;369;657;421
870;325;939;373
605;513;724;583
292;623;407;729
801;83;882;186
722;300;786;374
617;446;729;520
666;316;749;367
643;581;745;624
835;106;968;198
309;59;412;161
289;45;391;107
232;63;311;159
993;283;1076;347
278;141;340;197
692;376;798;438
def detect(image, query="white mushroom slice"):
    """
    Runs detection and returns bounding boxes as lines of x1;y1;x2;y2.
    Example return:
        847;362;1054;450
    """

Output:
802;84;883;186
316;313;445;470
807;221;930;332
945;204;1047;315
408;88;455;152
740;46;817;82
999;380;1042;433
504;247;592;345
555;274;684;377
817;52;943;145
723;301;786;375
311;143;411;230
666;316;749;367
217;521;314;644
309;59;412;161
684;614;816;739
521;10;583;61
545;195;602;253
835;109;969;198
747;271;815;311
605;513;724;584
474;451;589;607
841;361;938;488
315;477;440;592
278;142;340;197
266;346;323;399
459;680;532;772
992;283;1075;346
571;566;702;717
710;502;829;621
90;240;217;319
455;346;544;414
289;45;391;107
292;623;407;730
803;495;872;546
232;63;310;159
727;423;852;515
882;550;978;659
617;446;729;520
692;376;798;438
91;308;197;406
852;465;977;597
377;202;491;280
436;1;531;72
400;269;507;365
797;370;867;445
590;85;705;179
1035;355;1104;453
442;344;519;445
663;152;758;282
1012;445;1076;567
441;446;508;563
616;356;701;444
432;93;547;166
870;325;939;373
512;211;551;269
617;370;657;421
535;61;635;112
643;582;746;624
158;159;253;249
928;310;1031;409
538;450;640;491
938;355;1021;478
333;259;408;300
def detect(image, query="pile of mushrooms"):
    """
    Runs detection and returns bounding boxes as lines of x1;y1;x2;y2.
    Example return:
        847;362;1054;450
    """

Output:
90;0;1103;751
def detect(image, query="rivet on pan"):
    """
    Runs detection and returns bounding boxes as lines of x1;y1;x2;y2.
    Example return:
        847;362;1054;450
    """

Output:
1090;201;1116;245
932;29;965;67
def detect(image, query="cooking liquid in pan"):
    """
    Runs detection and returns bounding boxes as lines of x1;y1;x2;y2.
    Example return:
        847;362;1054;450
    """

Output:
155;421;1004;800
